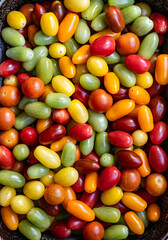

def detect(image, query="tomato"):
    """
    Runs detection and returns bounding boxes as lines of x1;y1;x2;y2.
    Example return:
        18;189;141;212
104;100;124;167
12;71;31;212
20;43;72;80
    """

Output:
20;3;34;25
111;201;129;214
88;89;113;113
62;187;76;209
112;85;129;101
17;73;32;85
28;24;39;47
122;192;147;212
49;43;66;59
1;206;19;231
150;121;168;144
32;3;46;26
119;169;141;191
158;34;165;47
12;160;26;173
0;108;15;130
115;150;142;169
50;1;66;23
64;0;90;12
72;84;89;108
72;175;85;193
155;54;168;85
52;109;70;125
72;45;91;65
40;12;59;36
104;72;120;95
0;146;15;169
0;59;21;77
69;124;93;141
108;131;133;148
147;203;161;222
147;80;164;98
90;36;116;57
74;159;100;175
83;221;104;240
7;11;27;29
149;96;167;122
36;117;53;135
124;211;145;235
87;57;109;77
136;188;158;204
134;149;151;177
81;152;100;163
150;13;168;34
50;221;71;238
125;55;151;74
0;86;21;107
105;6;125;33
145;173;167;196
0;128;19;149
37;197;60;216
80;189;99;209
20;126;38;146
68;216;86;230
27;147;38;165
41;1;52;11
44;184;65;205
17;26;28;39
138;105;154;132
116;33;140;56
112;116;139;132
21;77;44;99
39;84;55;102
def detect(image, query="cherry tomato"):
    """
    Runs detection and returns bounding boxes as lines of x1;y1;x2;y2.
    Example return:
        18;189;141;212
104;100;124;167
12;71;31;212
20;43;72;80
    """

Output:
74;159;100;175
111;201;129;214
27;147;39;165
108;131;133;148
83;221;104;240
119;169;141;191
68;216;86;230
0;108;15;130
150;121;168;144
21;77;44;99
50;221;71;238
44;184;65;205
112;116;139;132
72;175;85;193
147;80;164;98
81;152;100;163
125;55;151;74
28;24;39;47
20;126;38;146
52;109;70;125
0;86;21;107
0;145;15;169
115;150;142;169
72;84;89;108
80;189;99;209
136;188;158;204
17;26;28;39
50;1;66;23
37;197;60;216
147;203;161;222
17;73;32;85
145;173;167;196
41;1;52;11
69;124;93;141
32;3;46;26
150;12;168;34
112;85;129;101
0;59;21;77
0;128;19;149
149;96;167;122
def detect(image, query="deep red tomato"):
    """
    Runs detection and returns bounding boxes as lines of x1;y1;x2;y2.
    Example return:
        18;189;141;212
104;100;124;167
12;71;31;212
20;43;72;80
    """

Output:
112;85;129;101
52;109;70;125
11;160;26;173
83;221;104;240
37;197;60;216
0;145;15;169
72;174;85;193
111;201;130;214
158;34;165;46
147;80;164;98
50;221;71;238
115;150;142;169
136;188;158;204
150;121;168;144
20;126;38;146
28;147;39;165
108;131;133;148
88;89;113;113
125;54;151;74
119;169;141;191
150;12;168;34
112;116;139;132
74;159;100;175
80;189;99;208
72;84;89;108
90;36;116;57
81;151;100;163
33;3;46;26
0;85;21;107
145;173;168;196
67;216;86;230
17;26;28;39
17;73;32;85
69;124;93;141
21;77;44;99
0;107;15;130
41;1;52;11
0;59;21;77
50;0;66;23
149;96;167;122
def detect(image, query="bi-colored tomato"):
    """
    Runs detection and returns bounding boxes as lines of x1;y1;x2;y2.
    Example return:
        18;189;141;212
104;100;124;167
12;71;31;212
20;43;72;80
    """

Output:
119;169;141;191
145;173;167;196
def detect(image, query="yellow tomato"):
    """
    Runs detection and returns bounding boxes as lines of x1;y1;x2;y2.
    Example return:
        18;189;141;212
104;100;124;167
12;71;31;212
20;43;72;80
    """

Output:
87;56;108;77
0;186;16;207
136;72;153;89
7;11;26;29
40;170;55;187
54;167;79;187
64;0;90;12
23;181;45;200
101;186;123;205
68;99;88;123
52;75;75;97
10;195;34;214
3;75;20;88
132;130;148;146
49;43;66;58
40;12;59;36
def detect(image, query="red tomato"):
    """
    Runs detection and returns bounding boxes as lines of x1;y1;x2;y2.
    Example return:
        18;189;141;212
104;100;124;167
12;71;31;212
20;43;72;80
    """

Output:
112;116;139;132
150;12;168;34
136;188;158;204
0;86;21;107
21;77;44;99
111;201;130;214
37;197;60;216
28;147;39;165
41;1;52;11
0;59;21;77
69;124;93;141
158;34;165;46
72;84;89;108
125;54;151;74
88;89;113;113
17;26;28;39
50;221;71;238
0;107;15;130
147;80;164;99
149;96;167;122
72;175;85;193
81;151;100;163
108;131;133;148
17;73;32;85
52;109;70;125
83;221;104;240
80;189;99;208
67;216;86;230
98;166;121;191
112;85;129;101
115;150;142;169
20;126;38;146
0;145;15;169
33;3;46;26
150;121;168;144
145;173;167;196
149;145;168;173
90;36;116;57
119;169;141;191
74;159;100;175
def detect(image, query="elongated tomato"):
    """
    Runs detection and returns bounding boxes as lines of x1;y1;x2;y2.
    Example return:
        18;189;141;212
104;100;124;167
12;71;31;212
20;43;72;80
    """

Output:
125;55;151;74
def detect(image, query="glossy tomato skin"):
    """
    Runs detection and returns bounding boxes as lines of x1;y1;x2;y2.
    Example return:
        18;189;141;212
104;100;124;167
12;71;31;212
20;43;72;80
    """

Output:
80;189;99;209
119;169;141;191
90;36;116;57
112;116;139;132
115;150;142;169
50;221;71;238
72;84;89;108
74;159;100;175
72;174;85;193
0;107;15;130
0;145;15;169
69;124;93;141
145;173;167;196
125;55;151;74
83;221;104;240
111;201;129;214
52;109;70;125
108;131;133;148
0;59;21;77
150;121;168;144
0;86;21;107
28;147;39;165
17;26;28;39
37;197;60;216
81;151;100;163
21;77;44;99
136;188;158;204
112;86;129;101
88;89;113;113
39;124;66;145
50;1;66;23
149;145;168;173
17;73;32;85
67;216;86;230
98;166;121;191
150;13;168;34
149;96;167;122
33;3;46;26
20;126;38;146
147;80;164;98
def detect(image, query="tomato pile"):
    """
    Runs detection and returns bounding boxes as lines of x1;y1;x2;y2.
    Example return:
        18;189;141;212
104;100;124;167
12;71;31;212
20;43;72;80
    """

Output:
0;0;168;239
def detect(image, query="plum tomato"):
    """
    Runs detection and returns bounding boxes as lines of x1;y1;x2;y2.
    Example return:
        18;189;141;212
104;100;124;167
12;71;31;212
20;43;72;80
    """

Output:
125;55;151;74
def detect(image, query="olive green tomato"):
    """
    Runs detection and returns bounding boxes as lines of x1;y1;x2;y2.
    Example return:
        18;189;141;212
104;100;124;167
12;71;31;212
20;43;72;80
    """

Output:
27;163;50;179
19;219;41;240
80;130;95;156
63;38;79;58
74;19;91;44
91;12;107;32
135;210;149;228
6;47;34;62
130;16;154;36
100;153;115;167
27;207;50;229
36;57;53;85
103;51;121;65
34;30;58;46
82;0;104;21
93;207;121;223
24;102;51;119
13;144;30;161
103;225;129;240
14;112;36;130
108;0;135;9
0;170;26;188
18;96;38;110
88;109;108;133
61;142;76;167
51;59;61;76
80;73;101;91
94;132;111;157
1;27;25;46
45;93;71;109
122;5;141;25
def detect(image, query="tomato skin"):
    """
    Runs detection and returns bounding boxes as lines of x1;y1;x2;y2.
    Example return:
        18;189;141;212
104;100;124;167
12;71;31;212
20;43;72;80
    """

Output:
88;89;113;113
17;73;32;85
0;86;21;108
28;147;39;165
37;197;60;216
125;55;151;74
72;175;85;193
72;84;89;108
44;184;65;205
138;105;154;132
124;211;145;235
50;1;66;23
147;203;161;222
149;96;167;122
80;189;99;209
68;216;86;230
50;221;71;238
90;36;116;57
41;1;52;11
20;126;38;146
115;150;142;169
112;85;129;101
74;159;100;175
136;188;158;204
150;13;168;34
39;124;66;145
108;131;133;148
69;124;93;141
17;26;28;39
119;169;141;191
22;77;44;99
105;6;125;33
52;109;70;125
147;80;164;98
0;128;19;149
149;145;168;173
20;3;34;25
155;54;168;85
150;121;168;144
0;59;21;77
145;173;167;196
0;108;15;130
111;201;129;214
33;3;46;26
0;146;15;169
83;221;104;240
98;166;121;191
112;116;139;132
81;152;100;163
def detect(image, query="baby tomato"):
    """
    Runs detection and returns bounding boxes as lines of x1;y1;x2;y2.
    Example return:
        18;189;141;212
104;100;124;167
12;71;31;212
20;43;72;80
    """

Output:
0;108;15;130
22;77;44;99
0;86;21;107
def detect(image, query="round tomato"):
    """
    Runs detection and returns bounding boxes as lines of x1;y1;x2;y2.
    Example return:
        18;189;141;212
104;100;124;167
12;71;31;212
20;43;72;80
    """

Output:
88;89;113;113
52;109;71;125
119;169;141;191
0;107;15;130
21;77;44;99
150;13;168;34
0;128;19;149
0;85;21;107
145;173;167;196
44;184;65;205
0;145;15;169
17;73;32;85
83;221;104;240
20;126;38;146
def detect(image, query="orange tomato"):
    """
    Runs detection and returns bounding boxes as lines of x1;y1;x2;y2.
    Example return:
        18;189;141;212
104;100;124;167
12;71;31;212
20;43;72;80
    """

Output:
84;172;98;193
0;85;21;107
20;3;34;25
50;136;77;152
72;45;91;65
104;72;120;94
58;13;79;42
67;200;95;222
128;86;150;105
134;149;151;177
147;203;161;222
36;117;53;134
155;54;168;85
1;206;19;231
138;105;154;132
21;77;44;99
89;28;121;44
28;24;39;47
121;192;147;212
0;128;19;149
39;84;55;102
145;173;167;196
75;145;81;162
44;184;65;205
0;107;15;130
72;64;88;84
62;187;76;209
124;211;145;235
127;104;141;118
59;56;76;78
